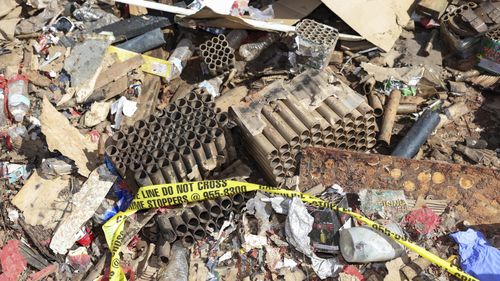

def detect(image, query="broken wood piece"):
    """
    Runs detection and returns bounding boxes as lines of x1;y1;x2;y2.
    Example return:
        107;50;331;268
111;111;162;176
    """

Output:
12;171;71;229
94;55;143;89
50;165;117;255
379;89;401;146
437;102;470;129
86;75;129;103
417;0;449;19
215;86;248;112
40;97;97;176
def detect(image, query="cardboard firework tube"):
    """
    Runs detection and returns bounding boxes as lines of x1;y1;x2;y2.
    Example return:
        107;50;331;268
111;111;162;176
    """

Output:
261;117;290;155
324;96;352;119
350;109;364;124
276;101;310;140
367;92;384;117
146;163;166;185
156;239;171;264
112;131;126;144
192;226;206;240
231;193;245;211
397;104;418;114
201;135;218;159
169;151;187;180
127;133;140;147
316;103;342;127
192;204;210;224
157;215;177;243
378;89;401;146
283;95;321;133
261;105;300;146
216;196;233;212
191;140;207;170
203;200;222;218
182;209;199;230
437;102;470;129
182;233;195;247
213;128;226;153
135;170;153;187
134;120;147;131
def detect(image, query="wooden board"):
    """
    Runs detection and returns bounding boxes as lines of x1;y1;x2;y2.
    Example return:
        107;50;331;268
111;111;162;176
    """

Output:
417;0;449;19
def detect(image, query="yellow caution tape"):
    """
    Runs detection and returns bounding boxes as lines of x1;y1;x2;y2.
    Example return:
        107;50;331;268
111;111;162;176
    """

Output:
107;46;173;79
103;180;478;281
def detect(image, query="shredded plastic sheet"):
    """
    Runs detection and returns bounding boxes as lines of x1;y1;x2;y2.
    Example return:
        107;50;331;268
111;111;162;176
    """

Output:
450;229;500;281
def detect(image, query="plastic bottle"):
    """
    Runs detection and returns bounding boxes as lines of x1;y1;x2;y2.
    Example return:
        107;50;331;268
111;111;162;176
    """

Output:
339;223;404;263
7;74;30;123
239;33;279;61
0;76;9;127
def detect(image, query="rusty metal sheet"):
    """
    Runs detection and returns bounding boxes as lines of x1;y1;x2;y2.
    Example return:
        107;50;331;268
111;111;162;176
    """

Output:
299;147;500;224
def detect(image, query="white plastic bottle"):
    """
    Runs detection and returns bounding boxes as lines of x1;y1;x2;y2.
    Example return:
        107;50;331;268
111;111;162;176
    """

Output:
339;223;404;263
7;74;30;122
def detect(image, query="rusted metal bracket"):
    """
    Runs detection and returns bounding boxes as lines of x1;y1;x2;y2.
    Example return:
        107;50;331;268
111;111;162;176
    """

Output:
299;147;500;224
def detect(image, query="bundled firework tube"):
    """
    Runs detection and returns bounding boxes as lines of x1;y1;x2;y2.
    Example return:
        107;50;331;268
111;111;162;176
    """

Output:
156;215;177;243
324;96;352;118
169;152;188;180
156;238;171;264
397;104;419;114
216;196;233;212
367;92;384;117
378;89;402;146
316;103;342;127
283;95;321;133
147;164;167;185
116;28;166;53
191;204;210;224
135;170;153;187
231;193;245;212
260;118;290;154
203;200;222;219
437;102;470;129
261;105;300;146
421;29;438;57
192;226;206;240
182;233;195;247
275;101;310;140
158;159;178;183
182;209;199;230
391;109;441;159
363;77;376;94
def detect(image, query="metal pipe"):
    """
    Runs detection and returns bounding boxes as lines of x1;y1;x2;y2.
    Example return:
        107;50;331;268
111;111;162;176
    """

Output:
182;209;199;230
378;89;401;146
392;109;441;159
367;92;383;117
283;95;321;133
203;200;222;219
157;214;177;243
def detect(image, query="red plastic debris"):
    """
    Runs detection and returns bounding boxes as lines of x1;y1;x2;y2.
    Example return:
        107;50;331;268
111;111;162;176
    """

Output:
342;265;365;281
76;227;95;247
0;240;27;281
404;207;441;235
88;130;101;143
28;264;58;281
420;18;440;29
